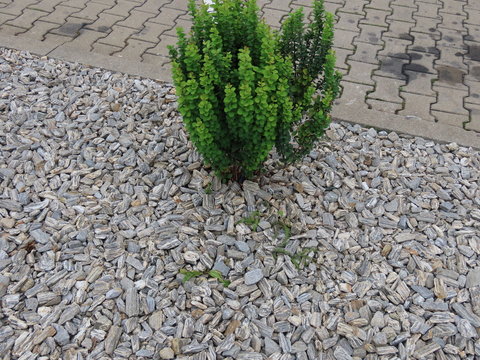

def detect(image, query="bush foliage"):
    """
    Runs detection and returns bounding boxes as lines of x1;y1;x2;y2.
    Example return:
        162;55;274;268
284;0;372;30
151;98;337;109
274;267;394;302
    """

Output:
169;0;341;180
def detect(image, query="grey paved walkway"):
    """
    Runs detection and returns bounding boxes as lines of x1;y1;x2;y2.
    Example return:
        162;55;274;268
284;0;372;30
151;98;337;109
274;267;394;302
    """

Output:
0;0;479;148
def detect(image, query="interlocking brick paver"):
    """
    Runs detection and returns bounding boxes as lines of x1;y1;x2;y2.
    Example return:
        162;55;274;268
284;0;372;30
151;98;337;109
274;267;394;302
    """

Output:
116;10;155;30
142;53;169;66
435;65;468;90
96;25;137;47
92;42;122;55
149;7;187;27
399;92;436;121
366;0;391;12
164;0;190;11
391;0;416;8
263;8;288;28
383;20;414;40
410;16;441;37
368;75;406;103
404;51;436;73
387;5;416;23
40;5;79;24
59;0;89;9
465;24;480;42
19;19;60;40
431;87;469;115
334;47;354;69
84;12;123;33
70;1;112;21
379;37;411;58
350;42;382;63
264;0;291;12
135;0;170;14
104;1;139;17
439;0;466;15
360;8;390;27
367;99;402;113
323;2;343;17
437;28;468;49
0;0;39;16
432;111;469;127
164;18;192;36
464;103;480;131
344;60;378;85
415;2;441;18
0;23;26;35
61;28;106;50
131;22;169;43
0;12;15;25
438;13;467;32
403;70;437;96
340;0;367;15
355;24;386;45
336;12;363;31
333;28;357;50
408;32;440;55
336;81;373;109
50;19;89;38
144;34;177;57
374;55;408;79
113;38;156;59
27;0;63;13
435;47;468;70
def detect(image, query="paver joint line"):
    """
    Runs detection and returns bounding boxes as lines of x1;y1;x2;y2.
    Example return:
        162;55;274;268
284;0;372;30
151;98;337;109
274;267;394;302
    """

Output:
0;0;478;148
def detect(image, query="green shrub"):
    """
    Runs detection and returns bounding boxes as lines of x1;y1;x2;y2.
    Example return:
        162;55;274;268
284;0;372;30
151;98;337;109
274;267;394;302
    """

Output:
169;0;341;180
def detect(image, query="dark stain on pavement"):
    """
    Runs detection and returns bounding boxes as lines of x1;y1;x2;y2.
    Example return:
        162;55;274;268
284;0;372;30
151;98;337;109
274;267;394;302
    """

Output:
437;65;465;84
399;33;414;41
97;26;110;33
468;44;480;61
57;22;87;36
472;66;480;81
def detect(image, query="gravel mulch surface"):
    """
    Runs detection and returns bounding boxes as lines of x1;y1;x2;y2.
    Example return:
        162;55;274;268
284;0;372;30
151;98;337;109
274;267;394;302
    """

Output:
1;48;480;360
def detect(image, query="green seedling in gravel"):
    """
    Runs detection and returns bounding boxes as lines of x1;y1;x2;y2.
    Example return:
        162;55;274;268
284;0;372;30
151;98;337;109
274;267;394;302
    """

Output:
236;211;261;231
204;182;213;194
179;268;231;287
272;218;317;269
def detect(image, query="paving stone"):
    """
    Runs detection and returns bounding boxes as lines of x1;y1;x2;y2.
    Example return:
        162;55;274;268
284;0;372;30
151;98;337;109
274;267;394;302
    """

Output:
387;5;416;23
336;12;363;31
263;7;288;28
0;13;15;25
336;81;374;109
92;42;122;56
131;22;169;43
360;8;389;27
104;1;139;17
404;51;436;74
437;28;468;49
50;20;89;37
367;99;403;113
60;0;89;9
19;20;59;40
410;16;441;37
5;8;47;30
144;34;178;57
379;37;411;59
84;12;123;33
350;42;382;63
435;65;468;90
391;0;416;8
96;25;137;47
368;75;406;103
432;111;470;127
408;32;440;55
135;0;168;14
0;0;39;16
466;9;480;25
341;0;367;15
399;92;436;121
366;0;391;12
435;47;468;73
374;55;408;80
334;28;357;50
164;0;190;11
323;2;343;17
415;2;441;19
334;47;355;69
402;71;437;96
440;0;467;15
465;24;480;42
355;23;386;45
40;5;79;24
344;61;378;85
438;13;468;33
383;20;414;40
27;0;64;13
62;28;107;50
465;78;480;104
149;7;186;26
464;103;480;131
70;2;111;21
431;87;469;115
142;53;170;66
0;23;26;35
163;18;192;37
264;0;291;13
116;10;155;30
113;38;155;59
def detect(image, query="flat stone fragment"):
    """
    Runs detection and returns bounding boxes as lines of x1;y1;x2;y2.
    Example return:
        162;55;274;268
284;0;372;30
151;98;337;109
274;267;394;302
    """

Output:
105;326;122;355
466;269;480;288
244;269;264;285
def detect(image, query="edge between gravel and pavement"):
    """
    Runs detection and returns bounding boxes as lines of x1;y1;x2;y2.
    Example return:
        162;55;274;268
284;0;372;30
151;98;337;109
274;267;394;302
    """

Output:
1;33;479;151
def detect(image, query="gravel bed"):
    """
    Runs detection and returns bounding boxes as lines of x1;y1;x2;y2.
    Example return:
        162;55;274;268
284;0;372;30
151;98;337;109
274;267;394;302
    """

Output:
0;47;480;360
